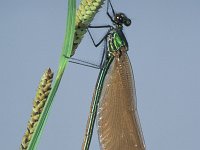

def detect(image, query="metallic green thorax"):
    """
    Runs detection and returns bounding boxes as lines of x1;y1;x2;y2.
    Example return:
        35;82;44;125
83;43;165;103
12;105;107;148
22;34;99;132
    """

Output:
107;29;128;56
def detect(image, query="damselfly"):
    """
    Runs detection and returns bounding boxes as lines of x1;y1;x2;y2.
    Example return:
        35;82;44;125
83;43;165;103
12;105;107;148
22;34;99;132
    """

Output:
69;0;146;149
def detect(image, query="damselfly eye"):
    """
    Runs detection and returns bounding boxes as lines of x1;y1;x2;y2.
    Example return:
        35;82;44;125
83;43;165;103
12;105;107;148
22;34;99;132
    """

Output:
114;14;124;24
120;13;125;18
124;18;131;26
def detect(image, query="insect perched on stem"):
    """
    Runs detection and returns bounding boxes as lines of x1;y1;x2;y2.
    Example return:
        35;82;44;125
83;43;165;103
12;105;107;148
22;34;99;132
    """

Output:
76;0;146;150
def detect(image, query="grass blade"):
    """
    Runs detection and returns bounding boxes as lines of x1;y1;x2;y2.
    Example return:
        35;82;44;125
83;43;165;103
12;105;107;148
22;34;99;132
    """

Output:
26;0;76;149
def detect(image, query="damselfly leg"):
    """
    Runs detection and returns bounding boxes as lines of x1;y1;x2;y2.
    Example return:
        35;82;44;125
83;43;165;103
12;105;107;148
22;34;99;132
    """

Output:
64;0;116;70
106;0;116;23
63;55;100;69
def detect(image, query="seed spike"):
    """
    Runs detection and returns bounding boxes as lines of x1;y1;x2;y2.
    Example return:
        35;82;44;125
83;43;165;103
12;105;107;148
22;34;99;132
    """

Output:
20;68;53;150
71;0;106;56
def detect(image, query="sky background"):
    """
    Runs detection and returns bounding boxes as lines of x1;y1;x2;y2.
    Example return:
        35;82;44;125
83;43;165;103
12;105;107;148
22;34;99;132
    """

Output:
0;0;200;149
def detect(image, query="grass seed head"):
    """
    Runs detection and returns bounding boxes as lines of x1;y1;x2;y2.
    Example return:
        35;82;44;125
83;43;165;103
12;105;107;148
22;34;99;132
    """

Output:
20;68;53;150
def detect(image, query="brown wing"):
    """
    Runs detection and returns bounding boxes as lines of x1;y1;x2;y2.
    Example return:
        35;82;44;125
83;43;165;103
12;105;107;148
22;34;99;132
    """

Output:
97;53;145;150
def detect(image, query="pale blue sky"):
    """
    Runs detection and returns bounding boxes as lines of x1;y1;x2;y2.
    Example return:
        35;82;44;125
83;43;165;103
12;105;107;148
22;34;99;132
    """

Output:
0;0;200;149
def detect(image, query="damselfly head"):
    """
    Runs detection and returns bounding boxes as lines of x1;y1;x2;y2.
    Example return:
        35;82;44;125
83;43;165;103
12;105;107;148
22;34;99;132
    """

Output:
114;13;131;27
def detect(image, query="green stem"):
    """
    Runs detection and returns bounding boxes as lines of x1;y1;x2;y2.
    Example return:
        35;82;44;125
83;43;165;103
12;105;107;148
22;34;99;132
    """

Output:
27;0;76;149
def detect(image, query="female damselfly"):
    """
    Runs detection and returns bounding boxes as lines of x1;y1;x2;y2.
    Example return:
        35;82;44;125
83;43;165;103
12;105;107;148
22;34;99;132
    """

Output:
79;0;146;150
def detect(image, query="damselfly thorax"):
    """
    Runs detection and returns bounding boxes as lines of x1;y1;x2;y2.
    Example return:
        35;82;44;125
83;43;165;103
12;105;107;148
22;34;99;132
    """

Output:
107;29;128;58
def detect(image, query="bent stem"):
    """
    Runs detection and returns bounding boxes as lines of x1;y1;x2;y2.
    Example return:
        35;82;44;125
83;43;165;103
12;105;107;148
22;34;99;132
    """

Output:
21;0;105;149
26;0;76;150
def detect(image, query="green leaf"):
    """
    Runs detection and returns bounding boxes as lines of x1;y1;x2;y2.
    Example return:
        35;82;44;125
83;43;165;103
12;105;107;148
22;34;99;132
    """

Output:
27;0;76;149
